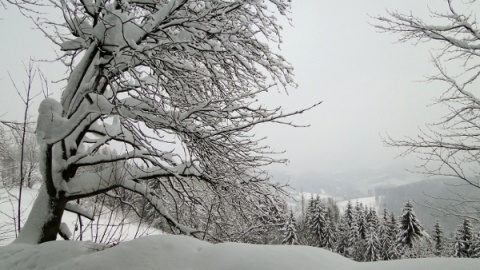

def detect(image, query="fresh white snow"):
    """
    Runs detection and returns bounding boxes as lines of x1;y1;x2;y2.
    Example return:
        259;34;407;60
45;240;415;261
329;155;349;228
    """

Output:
0;234;478;270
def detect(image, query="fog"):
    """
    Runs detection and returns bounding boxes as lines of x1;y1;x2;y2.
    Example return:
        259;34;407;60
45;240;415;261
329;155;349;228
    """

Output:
0;1;452;193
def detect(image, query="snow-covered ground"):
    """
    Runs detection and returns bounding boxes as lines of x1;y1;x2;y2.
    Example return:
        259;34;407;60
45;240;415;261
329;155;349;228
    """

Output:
0;234;478;270
0;186;161;245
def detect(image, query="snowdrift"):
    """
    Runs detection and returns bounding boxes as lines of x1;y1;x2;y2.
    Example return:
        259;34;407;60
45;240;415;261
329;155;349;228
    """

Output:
0;235;477;270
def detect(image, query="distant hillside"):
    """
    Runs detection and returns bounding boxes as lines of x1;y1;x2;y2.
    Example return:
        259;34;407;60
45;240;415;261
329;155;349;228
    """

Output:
287;175;479;234
272;170;365;200
375;178;479;233
272;165;426;201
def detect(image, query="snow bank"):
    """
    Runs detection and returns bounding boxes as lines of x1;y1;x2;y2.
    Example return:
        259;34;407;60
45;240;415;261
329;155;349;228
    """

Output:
0;234;478;270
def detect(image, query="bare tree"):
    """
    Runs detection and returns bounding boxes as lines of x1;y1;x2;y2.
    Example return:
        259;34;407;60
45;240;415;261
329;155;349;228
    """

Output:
8;60;41;233
374;0;480;222
10;0;319;244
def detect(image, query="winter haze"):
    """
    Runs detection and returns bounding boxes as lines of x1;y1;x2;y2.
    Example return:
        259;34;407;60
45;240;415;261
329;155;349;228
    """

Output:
1;1;448;193
1;0;480;268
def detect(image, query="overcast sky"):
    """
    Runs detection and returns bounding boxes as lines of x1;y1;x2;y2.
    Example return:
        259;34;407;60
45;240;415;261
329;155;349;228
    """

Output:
0;1;453;190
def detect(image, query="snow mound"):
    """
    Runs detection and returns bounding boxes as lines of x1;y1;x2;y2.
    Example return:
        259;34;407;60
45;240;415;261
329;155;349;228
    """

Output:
1;235;478;270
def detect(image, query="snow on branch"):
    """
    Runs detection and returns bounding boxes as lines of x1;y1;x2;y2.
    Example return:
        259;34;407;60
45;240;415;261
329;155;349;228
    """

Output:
65;202;94;220
14;0;315;244
376;1;480;222
121;178;203;237
66;161;202;199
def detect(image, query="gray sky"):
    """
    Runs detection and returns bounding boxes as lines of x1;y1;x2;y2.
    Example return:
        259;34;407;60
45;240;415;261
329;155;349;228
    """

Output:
260;1;450;185
0;1;452;190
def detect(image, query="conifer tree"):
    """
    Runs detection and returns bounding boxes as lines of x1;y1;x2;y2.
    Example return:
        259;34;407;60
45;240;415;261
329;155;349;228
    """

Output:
432;220;444;257
366;208;379;229
295;192;308;244
373;210;402;260
282;210;299;245
344;200;355;228
322;210;336;251
362;207;380;261
471;232;480;258
397;200;428;249
306;194;316;219
356;203;367;241
335;217;351;257
387;212;400;259
454;219;474;258
377;208;391;260
349;202;366;261
364;218;381;262
302;194;316;245
335;201;354;258
348;217;362;260
309;196;326;247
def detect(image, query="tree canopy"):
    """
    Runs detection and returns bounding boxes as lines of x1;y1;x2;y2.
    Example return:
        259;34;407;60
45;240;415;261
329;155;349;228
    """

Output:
7;0;319;244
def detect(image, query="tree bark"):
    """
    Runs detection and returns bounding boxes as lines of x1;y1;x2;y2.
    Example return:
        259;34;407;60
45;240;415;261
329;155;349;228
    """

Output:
13;185;67;244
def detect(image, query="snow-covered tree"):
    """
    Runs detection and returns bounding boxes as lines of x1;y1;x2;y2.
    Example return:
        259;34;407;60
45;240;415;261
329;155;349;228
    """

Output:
432;220;444;257
364;221;380;262
365;208;378;230
282;210;299;246
397;200;428;249
359;207;380;262
0;124;16;186
348;202;367;261
0;122;39;188
363;207;379;261
10;0;318;244
295;192;308;244
377;208;395;260
242;198;287;244
356;203;367;241
472;232;480;258
305;194;316;221
387;212;400;260
301;194;316;242
322;211;336;251
333;201;356;258
308;196;326;247
343;200;355;228
335;217;350;257
375;0;480;222
454;219;474;258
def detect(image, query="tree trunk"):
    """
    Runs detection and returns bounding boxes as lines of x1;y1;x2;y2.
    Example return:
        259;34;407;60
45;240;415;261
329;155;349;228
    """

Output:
13;184;66;244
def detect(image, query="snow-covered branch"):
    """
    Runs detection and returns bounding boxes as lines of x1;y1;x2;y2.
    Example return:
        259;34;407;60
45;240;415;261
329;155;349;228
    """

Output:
13;0;314;244
376;1;480;221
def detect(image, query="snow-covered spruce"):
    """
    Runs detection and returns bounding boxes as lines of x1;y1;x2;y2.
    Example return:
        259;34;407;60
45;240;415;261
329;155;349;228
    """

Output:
397;200;428;250
282;210;299;245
